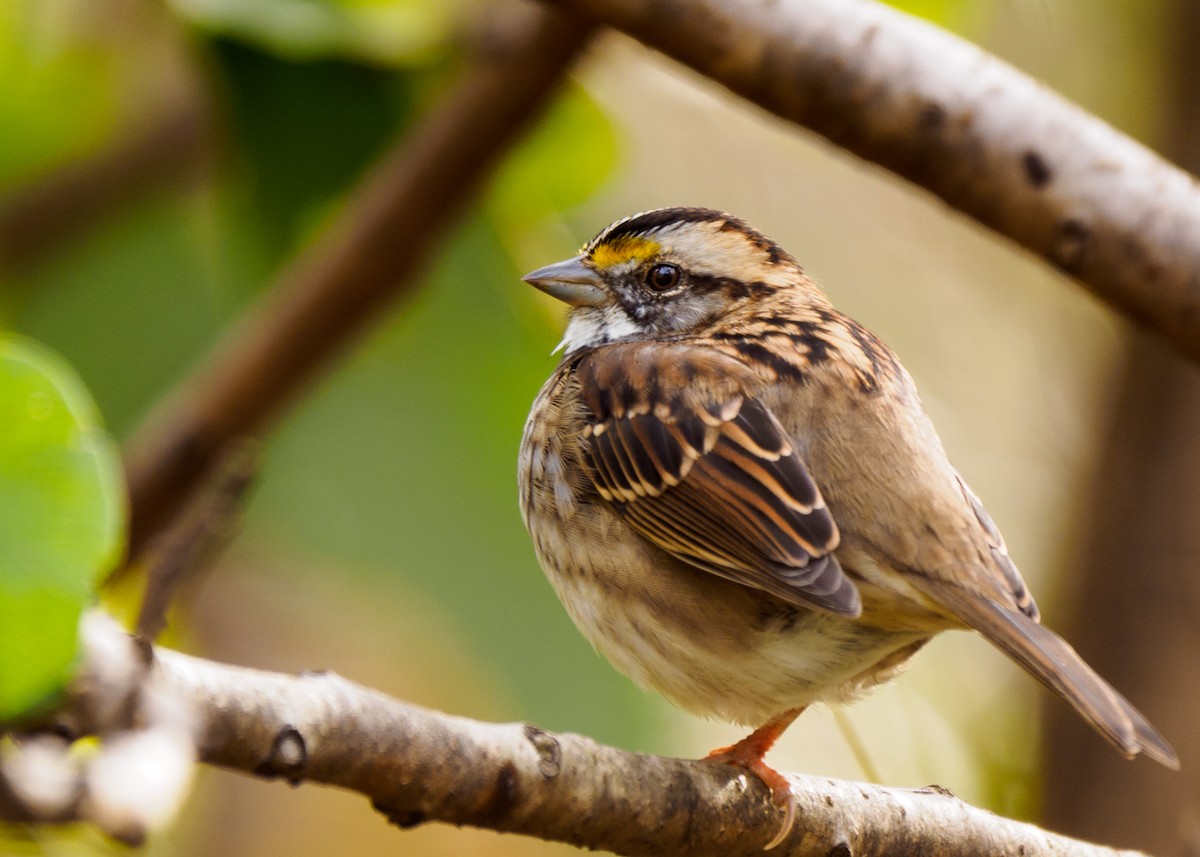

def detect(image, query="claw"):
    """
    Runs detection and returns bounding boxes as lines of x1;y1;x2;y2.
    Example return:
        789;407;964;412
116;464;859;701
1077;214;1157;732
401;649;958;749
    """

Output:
703;708;804;850
764;794;795;851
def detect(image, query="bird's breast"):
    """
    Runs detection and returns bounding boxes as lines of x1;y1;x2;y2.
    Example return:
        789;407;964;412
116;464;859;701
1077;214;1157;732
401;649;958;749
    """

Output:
519;372;936;723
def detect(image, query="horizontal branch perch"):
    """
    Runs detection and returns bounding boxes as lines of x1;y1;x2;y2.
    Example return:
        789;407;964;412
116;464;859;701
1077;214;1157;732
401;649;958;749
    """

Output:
547;0;1200;363
43;615;1151;857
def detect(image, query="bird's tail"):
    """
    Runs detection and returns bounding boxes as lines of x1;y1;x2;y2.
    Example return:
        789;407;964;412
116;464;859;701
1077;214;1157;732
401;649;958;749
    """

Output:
923;578;1178;769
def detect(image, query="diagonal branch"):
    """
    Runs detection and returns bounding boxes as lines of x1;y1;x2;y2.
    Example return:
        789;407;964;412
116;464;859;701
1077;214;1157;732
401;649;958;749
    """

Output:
544;0;1200;364
0;96;212;277
34;614;1149;857
120;6;597;566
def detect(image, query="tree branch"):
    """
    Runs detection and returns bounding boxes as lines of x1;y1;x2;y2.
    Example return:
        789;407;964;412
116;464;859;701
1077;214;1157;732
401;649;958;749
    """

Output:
120;6;597;565
25;614;1151;857
0;96;212;277
544;0;1200;364
135;439;259;640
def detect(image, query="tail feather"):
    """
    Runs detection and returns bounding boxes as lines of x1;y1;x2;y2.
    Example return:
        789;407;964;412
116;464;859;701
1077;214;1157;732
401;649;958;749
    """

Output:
924;579;1178;769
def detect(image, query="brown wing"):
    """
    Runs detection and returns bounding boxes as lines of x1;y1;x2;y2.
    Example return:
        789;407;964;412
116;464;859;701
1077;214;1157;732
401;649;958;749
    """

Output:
954;471;1040;621
575;343;861;617
935;473;1174;764
917;576;1177;768
913;474;1176;766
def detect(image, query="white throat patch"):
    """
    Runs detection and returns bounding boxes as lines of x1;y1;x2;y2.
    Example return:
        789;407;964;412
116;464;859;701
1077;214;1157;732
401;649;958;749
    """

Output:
557;304;641;354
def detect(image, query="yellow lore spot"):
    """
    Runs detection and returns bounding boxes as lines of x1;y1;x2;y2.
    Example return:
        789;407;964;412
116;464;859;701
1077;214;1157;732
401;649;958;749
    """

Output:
590;236;660;270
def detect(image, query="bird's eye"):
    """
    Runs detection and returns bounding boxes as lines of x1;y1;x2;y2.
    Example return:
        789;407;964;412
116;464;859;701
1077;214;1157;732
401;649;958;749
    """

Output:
645;263;681;292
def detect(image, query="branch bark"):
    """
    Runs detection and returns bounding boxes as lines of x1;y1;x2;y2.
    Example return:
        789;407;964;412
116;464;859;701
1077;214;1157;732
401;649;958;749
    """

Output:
544;0;1200;363
32;614;1151;857
120;6;596;564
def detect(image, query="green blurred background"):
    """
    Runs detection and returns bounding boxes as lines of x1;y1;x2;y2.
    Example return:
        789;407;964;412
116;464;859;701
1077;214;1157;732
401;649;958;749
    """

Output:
2;0;1193;854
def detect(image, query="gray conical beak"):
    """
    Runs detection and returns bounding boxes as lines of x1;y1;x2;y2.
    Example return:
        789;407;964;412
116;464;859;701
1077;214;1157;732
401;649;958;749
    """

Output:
522;256;606;307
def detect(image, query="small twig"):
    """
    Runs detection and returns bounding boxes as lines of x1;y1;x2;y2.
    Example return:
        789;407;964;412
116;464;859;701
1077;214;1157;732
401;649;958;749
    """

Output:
135;438;259;640
119;6;597;568
545;0;1200;363
34;613;1150;857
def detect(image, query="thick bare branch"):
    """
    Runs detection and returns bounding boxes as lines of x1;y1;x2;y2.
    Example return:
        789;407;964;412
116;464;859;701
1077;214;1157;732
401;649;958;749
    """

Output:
545;0;1200;363
120;6;596;565
35;615;1152;857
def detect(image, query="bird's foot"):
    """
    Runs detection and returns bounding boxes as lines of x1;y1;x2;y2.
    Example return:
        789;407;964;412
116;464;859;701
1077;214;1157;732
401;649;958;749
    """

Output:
703;709;803;850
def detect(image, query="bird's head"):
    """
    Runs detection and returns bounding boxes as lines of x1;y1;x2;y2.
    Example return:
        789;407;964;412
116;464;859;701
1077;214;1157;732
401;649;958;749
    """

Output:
523;208;818;354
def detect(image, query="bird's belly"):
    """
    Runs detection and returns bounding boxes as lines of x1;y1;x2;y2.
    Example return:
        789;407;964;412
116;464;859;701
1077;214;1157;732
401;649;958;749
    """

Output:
527;507;931;727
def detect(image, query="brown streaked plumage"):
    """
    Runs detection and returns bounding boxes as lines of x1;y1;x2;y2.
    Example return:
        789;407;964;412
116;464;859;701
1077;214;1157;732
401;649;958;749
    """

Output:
517;208;1177;846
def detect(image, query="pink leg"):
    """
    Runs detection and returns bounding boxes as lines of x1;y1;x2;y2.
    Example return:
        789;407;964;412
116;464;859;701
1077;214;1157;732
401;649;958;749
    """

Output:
703;707;805;849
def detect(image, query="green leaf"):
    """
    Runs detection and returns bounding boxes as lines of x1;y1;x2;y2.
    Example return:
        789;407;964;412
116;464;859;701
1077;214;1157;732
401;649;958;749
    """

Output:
0;2;120;186
170;0;458;66
883;0;988;33
208;37;415;263
0;334;124;721
487;82;617;230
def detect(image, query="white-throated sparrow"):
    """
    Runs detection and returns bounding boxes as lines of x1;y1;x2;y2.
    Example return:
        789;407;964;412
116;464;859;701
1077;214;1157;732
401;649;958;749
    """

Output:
518;208;1177;845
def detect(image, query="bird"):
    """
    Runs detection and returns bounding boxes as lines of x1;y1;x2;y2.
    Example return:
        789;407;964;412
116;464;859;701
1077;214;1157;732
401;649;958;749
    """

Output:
517;207;1177;846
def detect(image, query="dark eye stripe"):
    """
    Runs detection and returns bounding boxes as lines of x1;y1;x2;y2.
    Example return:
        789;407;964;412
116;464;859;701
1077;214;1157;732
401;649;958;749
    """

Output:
684;273;774;299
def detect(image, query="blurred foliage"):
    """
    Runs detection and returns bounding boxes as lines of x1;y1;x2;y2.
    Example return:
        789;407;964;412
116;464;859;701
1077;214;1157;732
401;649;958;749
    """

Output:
0;335;123;721
0;0;626;849
488;81;616;237
885;0;991;31
209;37;415;261
0;3;120;186
170;0;461;66
7;0;637;757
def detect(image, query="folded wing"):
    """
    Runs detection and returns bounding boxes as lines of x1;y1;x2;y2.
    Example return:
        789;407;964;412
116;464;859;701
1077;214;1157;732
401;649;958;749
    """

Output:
576;343;860;617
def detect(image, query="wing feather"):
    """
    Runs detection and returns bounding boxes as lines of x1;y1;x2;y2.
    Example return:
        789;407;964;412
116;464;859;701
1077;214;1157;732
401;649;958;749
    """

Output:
577;343;861;617
628;413;683;488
